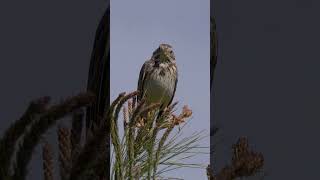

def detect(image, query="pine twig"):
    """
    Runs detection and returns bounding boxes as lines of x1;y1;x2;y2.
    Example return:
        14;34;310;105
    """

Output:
58;127;71;180
214;137;264;180
12;92;94;180
153;105;192;178
127;98;146;180
71;109;84;163
69;92;125;180
42;141;54;180
111;91;139;180
0;96;50;178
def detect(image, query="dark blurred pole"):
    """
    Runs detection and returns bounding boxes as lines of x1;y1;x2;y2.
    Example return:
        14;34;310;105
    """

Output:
210;16;218;89
85;1;110;179
210;0;218;176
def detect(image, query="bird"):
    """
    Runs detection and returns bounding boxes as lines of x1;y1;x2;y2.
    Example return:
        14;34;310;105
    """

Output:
137;43;178;116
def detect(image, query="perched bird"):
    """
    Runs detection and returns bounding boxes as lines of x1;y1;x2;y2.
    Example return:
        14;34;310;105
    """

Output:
137;44;178;114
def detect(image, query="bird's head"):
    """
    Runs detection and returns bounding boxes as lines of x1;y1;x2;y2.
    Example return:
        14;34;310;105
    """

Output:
152;44;175;63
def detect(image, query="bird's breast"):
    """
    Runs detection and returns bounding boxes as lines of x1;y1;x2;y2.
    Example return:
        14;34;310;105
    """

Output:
143;67;176;106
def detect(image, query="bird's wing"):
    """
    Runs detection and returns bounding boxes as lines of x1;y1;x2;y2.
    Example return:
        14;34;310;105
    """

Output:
167;68;178;107
137;60;153;102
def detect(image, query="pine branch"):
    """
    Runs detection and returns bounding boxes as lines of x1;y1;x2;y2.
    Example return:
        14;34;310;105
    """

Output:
58;127;71;180
0;96;50;178
210;137;264;180
12;92;94;180
71;109;84;163
42;141;54;180
69;92;125;180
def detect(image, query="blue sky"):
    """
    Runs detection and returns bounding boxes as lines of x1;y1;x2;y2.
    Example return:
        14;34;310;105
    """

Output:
110;0;210;179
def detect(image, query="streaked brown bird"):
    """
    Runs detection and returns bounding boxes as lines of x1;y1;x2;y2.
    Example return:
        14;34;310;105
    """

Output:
137;44;178;114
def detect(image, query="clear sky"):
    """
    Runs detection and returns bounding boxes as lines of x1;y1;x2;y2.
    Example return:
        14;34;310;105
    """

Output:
110;0;210;179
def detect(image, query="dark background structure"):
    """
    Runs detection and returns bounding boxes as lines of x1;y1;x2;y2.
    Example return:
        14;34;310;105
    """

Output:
211;0;320;179
0;0;319;179
0;1;106;179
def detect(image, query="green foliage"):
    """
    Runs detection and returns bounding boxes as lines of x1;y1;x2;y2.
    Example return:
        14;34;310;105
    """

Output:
110;92;208;180
0;90;264;180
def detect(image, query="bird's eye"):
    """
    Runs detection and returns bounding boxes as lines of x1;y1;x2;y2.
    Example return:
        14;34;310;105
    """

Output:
170;50;173;54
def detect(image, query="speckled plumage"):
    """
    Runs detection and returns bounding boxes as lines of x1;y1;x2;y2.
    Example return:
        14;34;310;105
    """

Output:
137;44;178;110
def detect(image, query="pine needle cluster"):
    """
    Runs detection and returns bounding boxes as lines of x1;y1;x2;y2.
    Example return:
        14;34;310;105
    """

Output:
110;91;208;180
206;137;265;180
0;92;95;180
